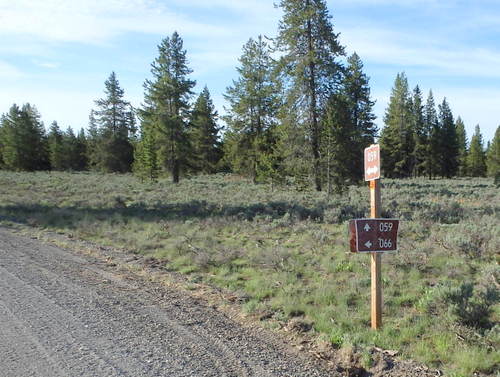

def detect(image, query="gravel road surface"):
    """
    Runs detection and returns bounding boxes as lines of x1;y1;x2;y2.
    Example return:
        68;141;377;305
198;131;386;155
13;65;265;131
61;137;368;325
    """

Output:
0;228;336;377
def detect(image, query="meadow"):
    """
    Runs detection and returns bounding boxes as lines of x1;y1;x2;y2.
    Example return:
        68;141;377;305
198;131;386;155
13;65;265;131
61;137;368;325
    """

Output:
0;171;498;376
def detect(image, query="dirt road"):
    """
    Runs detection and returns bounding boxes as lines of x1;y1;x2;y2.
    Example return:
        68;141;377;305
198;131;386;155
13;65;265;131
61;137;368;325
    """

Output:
0;228;336;377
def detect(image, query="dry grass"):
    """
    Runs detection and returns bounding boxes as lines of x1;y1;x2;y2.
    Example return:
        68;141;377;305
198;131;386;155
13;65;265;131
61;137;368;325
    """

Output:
0;171;498;376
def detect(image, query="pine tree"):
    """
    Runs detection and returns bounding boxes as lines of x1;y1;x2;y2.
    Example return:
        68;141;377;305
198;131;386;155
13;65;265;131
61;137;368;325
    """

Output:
76;128;89;170
63;127;89;171
411;86;427;177
319;52;376;192
380;73;413;178
486;126;500;181
467;125;487;177
190;86;222;174
254;128;285;189
133;124;159;181
276;0;344;191
64;127;77;170
0;103;49;171
224;36;280;183
455;117;468;176
140;32;195;183
321;93;354;194
48;121;65;171
47;122;87;171
425;91;440;179
86;110;99;170
89;72;135;173
341;52;377;181
438;98;458;178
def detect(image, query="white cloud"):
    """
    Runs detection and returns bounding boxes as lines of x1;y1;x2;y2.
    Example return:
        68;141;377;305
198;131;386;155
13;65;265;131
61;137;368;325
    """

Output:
340;26;500;78
329;0;449;6
170;0;274;13
1;0;498;143
34;60;60;69
0;0;229;44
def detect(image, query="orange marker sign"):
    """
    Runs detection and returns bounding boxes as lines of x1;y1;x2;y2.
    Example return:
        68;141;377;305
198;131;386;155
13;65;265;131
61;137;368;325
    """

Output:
364;144;380;181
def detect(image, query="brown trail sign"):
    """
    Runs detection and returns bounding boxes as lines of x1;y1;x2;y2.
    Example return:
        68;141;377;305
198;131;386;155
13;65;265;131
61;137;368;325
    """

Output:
349;219;399;253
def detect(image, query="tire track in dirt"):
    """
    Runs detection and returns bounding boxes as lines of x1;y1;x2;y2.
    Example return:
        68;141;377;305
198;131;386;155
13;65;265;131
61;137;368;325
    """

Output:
0;228;335;377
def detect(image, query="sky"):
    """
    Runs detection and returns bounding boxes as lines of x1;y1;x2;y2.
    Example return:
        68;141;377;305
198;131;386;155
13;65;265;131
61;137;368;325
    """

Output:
0;0;499;143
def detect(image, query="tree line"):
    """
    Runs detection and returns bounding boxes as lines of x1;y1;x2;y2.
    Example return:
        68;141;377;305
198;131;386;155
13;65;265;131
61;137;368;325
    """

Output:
380;72;497;179
1;0;499;190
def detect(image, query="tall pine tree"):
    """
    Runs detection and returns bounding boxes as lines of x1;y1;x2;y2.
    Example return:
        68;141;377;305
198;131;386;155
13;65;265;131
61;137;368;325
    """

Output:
73;128;88;170
276;0;344;191
380;73;413;178
321;93;354;194
88;72;135;173
0;103;49;171
342;52;377;181
133;123;159;181
189;87;222;174
224;36;280;183
48;121;65;171
467;125;486;177
139;32;195;183
425;91;440;179
438;98;458;178
321;52;376;192
411;86;427;177
455;117;468;176
486;126;500;181
64;127;88;171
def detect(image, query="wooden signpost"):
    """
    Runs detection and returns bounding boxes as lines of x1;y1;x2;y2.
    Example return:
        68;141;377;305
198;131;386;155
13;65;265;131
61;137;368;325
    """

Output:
348;144;400;330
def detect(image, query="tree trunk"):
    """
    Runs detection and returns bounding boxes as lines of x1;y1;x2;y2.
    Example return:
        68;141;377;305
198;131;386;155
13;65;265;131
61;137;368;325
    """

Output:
252;138;257;184
326;140;331;198
172;159;180;183
307;16;321;192
252;108;258;184
170;116;178;183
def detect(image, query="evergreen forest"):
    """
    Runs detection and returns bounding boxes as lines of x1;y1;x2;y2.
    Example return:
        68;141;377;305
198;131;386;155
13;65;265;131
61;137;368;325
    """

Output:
1;1;498;190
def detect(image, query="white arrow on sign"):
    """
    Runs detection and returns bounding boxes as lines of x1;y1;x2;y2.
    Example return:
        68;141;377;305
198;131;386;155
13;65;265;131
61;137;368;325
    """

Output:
365;240;372;248
366;166;378;176
364;223;371;232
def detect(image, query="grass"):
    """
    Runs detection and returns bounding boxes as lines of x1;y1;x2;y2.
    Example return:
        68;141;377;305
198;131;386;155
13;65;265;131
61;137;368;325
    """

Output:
0;171;498;376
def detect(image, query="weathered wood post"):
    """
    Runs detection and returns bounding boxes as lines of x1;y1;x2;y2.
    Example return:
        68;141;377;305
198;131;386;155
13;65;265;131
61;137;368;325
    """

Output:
370;179;382;329
349;144;399;330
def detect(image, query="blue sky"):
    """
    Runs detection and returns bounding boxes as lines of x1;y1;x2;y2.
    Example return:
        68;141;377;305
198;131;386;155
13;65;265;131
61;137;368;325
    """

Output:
0;0;499;142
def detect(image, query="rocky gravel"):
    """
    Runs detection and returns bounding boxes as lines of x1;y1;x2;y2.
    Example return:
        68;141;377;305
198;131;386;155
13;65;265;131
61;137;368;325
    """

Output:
0;228;338;377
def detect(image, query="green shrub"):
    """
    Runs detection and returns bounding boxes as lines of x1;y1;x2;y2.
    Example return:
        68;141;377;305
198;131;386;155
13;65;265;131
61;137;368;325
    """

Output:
442;281;499;330
415;201;464;224
442;220;498;260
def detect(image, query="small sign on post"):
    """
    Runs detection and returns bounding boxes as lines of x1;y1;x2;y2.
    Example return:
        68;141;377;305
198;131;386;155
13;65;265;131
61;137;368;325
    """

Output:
349;219;399;253
364;144;380;181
